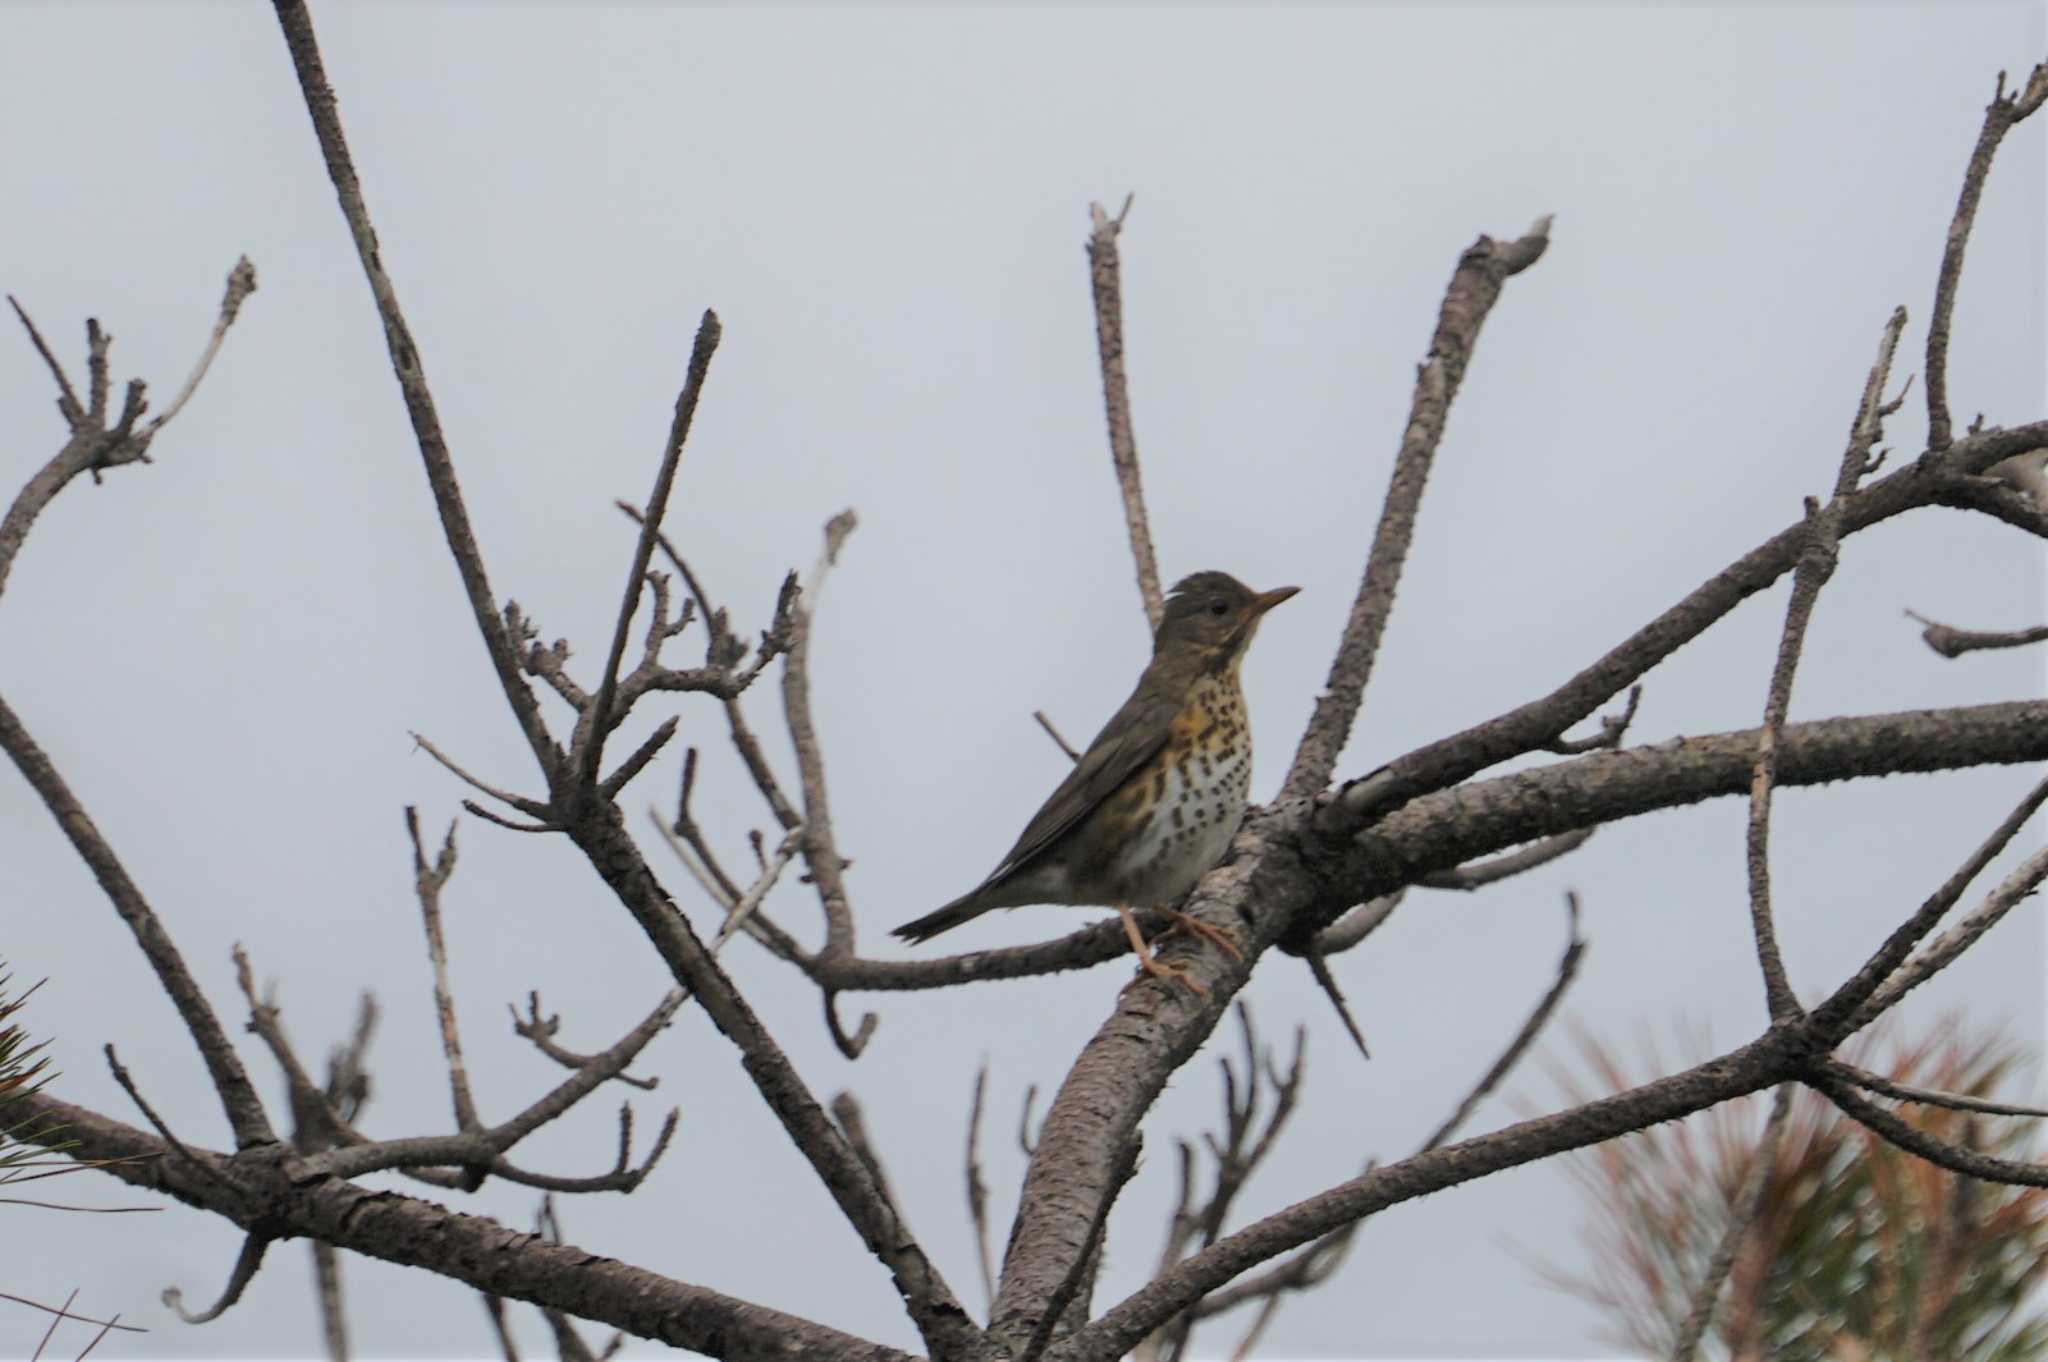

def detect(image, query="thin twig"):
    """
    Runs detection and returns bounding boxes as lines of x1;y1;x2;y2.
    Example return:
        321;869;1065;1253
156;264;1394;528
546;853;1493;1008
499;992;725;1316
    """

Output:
510;992;660;1091
163;1232;271;1324
1813;1071;2048;1189
1284;215;1553;800
967;1063;997;1312
1415;829;1596;891
582;311;723;786
410;732;552;819
1034;710;1083;763
1926;62;2048;451
829;1092;902;1219
1905;607;2048;659
714;828;802;951
1745;306;1908;1021
1810;773;2048;1039
1824;1058;2048;1119
1667;1083;1795;1362
143;257;259;434
0;1291;141;1341
406;808;481;1139
1085;194;1164;630
7;297;83;425
785;511;860;958
1853;840;2048;1030
1417;892;1585;1151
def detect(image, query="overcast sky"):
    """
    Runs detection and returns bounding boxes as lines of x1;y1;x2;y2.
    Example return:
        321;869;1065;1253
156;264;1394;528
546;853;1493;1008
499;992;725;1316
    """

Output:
3;3;2046;1358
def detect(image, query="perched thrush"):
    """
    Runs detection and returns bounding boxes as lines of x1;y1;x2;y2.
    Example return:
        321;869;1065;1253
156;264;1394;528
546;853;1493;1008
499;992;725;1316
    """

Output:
893;571;1298;990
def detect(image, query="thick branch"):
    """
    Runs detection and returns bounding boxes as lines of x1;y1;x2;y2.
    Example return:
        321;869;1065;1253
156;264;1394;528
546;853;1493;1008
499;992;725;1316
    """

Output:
9;1090;911;1360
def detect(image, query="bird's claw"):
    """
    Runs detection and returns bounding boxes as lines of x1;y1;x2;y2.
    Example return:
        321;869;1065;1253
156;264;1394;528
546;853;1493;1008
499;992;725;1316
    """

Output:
1158;908;1243;961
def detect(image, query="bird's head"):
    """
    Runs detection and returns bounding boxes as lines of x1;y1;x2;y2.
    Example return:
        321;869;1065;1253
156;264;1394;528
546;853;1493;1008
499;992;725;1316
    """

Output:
1153;570;1299;671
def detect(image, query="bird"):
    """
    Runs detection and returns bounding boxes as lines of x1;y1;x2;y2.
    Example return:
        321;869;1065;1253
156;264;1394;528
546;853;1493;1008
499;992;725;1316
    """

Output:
893;570;1298;991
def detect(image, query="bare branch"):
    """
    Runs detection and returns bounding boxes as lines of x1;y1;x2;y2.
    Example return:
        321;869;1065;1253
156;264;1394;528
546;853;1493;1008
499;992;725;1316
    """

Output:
143;256;259;435
1748;306;1906;1021
1667;1083;1794;1362
581;311;723;786
1414;829;1595;892
713;826;803;951
1851;840;2048;1030
1905;606;2048;658
1058;1028;1799;1362
1034;710;1083;764
409;732;553;820
823;991;880;1061
407;808;482;1143
966;1064;997;1312
0;695;273;1148
1809;772;2048;1039
785;511;860;958
7;295;83;425
1284;214;1553;800
1022;1133;1142;1362
0;1289;141;1343
1813;1070;2048;1188
830;1092;903;1221
1309;891;1404;955
163;1233;271;1325
231;945;354;1149
1331;418;2048;831
1926;61;2048;450
271;0;557;769
480;1292;523;1362
599;715;678;800
15;1087;914;1360
510;992;659;1091
1824;1058;2048;1120
2;264;257;603
1418;892;1585;1151
1018;1085;1041;1157
1541;685;1641;755
312;1241;347;1362
1085;193;1164;630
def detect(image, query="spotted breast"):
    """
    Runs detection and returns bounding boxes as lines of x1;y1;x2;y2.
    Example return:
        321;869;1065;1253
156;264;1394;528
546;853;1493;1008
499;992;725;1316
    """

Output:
1099;674;1253;904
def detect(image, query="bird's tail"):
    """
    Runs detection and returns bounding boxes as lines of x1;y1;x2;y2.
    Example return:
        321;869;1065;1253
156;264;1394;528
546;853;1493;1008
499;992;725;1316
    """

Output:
892;887;996;945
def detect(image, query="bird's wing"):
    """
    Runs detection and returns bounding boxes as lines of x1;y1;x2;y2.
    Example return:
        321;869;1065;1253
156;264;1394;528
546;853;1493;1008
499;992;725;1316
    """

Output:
981;679;1176;887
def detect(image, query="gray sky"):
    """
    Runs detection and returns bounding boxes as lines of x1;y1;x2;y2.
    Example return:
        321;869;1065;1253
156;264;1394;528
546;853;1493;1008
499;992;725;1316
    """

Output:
3;2;2045;1358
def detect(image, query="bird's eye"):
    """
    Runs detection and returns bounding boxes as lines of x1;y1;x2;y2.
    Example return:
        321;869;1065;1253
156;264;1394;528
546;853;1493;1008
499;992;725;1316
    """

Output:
1208;599;1229;616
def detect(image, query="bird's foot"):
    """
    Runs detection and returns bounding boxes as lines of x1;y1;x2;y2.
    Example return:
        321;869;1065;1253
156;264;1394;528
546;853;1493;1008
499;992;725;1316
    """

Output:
1116;903;1209;996
1122;952;1207;998
1156;907;1243;961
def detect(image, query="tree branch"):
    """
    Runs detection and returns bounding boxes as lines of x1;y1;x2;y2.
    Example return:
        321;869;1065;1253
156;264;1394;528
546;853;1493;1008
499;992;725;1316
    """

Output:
1085;194;1163;631
271;0;557;771
0;693;273;1148
1284;215;1552;799
1666;1083;1794;1362
1925;61;2048;451
1332;419;2048;830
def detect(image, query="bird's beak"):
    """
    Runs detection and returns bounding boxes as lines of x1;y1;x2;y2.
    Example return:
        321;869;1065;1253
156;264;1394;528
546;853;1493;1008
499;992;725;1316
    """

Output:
1252;585;1300;615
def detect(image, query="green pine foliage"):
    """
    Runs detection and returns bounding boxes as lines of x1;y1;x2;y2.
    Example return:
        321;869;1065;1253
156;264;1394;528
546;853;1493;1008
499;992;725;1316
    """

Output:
1539;1018;2048;1362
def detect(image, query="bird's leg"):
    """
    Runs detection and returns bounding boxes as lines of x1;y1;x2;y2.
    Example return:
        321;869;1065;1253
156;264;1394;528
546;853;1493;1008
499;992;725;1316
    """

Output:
1117;903;1205;996
1154;905;1243;961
